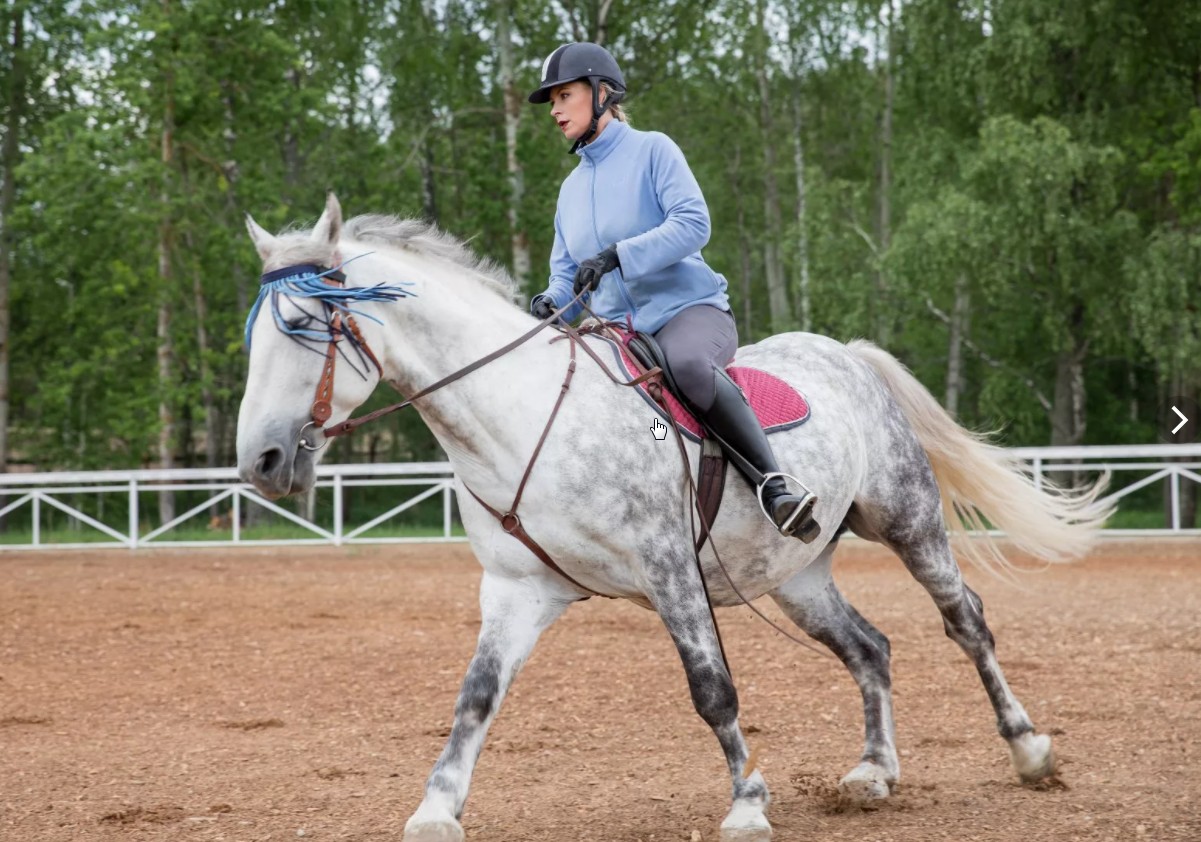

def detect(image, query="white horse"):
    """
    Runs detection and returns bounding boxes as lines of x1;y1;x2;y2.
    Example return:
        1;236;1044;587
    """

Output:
237;195;1108;841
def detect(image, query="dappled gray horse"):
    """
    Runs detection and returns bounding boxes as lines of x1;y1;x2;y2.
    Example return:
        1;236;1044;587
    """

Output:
237;195;1108;841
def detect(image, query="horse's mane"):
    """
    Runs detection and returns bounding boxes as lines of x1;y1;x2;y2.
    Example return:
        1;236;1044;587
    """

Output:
343;215;518;301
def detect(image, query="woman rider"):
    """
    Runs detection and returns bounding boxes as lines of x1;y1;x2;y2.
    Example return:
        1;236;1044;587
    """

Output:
528;42;818;541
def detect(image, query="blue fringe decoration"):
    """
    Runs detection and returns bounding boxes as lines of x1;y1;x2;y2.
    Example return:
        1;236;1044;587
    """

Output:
244;256;416;350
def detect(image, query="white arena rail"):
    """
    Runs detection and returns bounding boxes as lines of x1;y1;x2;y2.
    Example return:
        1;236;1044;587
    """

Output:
0;462;460;551
0;445;1199;551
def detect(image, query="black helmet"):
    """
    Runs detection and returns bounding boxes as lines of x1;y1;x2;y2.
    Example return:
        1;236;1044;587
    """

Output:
527;42;626;104
528;43;627;152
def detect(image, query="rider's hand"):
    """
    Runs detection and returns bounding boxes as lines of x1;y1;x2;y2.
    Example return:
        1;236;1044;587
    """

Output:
573;245;620;296
531;294;556;321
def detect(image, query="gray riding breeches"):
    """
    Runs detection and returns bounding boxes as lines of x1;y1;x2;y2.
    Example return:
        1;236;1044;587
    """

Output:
652;304;738;413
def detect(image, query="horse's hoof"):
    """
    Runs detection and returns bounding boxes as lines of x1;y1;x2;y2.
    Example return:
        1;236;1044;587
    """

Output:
720;799;771;841
838;761;896;804
1010;732;1056;783
403;819;465;842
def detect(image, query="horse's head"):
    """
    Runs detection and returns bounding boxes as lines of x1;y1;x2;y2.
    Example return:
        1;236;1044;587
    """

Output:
236;194;412;498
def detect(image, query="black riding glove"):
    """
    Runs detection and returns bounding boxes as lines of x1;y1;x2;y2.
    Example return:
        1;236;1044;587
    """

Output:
531;294;556;321
572;245;620;296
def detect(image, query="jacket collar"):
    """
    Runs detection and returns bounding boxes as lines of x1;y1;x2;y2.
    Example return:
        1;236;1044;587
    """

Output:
576;119;630;163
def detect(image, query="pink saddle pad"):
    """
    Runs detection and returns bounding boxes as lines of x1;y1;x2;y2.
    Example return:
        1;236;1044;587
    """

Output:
603;334;811;443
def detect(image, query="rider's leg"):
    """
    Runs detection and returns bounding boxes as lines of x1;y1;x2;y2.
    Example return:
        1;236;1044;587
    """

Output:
654;305;819;541
703;368;818;540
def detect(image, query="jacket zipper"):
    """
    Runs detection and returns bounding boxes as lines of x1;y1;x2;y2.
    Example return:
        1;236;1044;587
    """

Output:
588;156;637;315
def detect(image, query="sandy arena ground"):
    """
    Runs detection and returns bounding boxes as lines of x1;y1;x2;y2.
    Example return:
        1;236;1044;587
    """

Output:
1;539;1199;841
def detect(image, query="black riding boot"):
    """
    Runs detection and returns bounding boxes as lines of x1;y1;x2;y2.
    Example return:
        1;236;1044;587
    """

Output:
700;369;820;542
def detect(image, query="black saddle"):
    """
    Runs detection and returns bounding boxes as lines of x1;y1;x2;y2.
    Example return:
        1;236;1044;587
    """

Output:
624;331;689;408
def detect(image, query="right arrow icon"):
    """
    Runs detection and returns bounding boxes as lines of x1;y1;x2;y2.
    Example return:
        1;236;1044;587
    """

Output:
1172;406;1189;435
1160;397;1199;442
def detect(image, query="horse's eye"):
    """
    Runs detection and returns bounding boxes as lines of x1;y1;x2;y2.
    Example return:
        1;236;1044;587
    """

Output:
286;314;314;331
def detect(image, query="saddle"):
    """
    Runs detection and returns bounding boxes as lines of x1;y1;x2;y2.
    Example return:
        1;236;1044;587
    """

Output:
614;328;812;552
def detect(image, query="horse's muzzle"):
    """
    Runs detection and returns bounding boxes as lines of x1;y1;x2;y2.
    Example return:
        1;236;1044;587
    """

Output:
240;437;316;500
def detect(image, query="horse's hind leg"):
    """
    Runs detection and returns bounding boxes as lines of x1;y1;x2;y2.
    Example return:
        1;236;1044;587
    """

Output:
404;572;572;842
855;500;1056;783
644;545;771;841
770;541;899;804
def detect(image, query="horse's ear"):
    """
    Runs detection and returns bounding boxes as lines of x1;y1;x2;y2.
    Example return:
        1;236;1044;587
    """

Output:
311;192;343;248
245;214;277;261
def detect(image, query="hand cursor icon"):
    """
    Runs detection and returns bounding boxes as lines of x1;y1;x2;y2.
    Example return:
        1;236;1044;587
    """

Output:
651;418;668;441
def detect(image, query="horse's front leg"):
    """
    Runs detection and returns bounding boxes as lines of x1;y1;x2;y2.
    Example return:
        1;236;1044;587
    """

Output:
404;571;573;842
645;547;772;841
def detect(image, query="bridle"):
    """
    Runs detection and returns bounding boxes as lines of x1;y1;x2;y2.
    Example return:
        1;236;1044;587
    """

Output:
252;259;829;665
253;262;387;452
297;268;383;451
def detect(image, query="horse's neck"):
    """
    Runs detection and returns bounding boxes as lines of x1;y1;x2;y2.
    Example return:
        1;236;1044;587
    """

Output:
377;257;562;482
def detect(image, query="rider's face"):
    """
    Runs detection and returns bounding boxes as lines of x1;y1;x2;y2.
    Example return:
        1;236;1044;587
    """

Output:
549;81;606;142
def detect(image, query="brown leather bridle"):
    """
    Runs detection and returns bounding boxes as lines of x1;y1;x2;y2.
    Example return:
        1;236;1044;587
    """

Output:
297;268;384;451
259;263;828;663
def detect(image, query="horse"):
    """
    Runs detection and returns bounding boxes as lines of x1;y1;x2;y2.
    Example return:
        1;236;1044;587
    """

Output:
236;194;1109;842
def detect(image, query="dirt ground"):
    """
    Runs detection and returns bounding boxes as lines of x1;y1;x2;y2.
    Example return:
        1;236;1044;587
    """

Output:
1;539;1199;842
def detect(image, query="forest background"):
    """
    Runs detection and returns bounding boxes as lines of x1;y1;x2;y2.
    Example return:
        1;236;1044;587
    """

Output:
1;1;1199;523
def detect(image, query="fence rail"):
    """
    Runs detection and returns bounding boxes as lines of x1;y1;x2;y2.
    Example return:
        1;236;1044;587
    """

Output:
2;445;1200;551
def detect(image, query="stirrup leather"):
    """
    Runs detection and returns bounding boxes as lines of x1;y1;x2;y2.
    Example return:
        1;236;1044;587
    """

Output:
756;471;816;536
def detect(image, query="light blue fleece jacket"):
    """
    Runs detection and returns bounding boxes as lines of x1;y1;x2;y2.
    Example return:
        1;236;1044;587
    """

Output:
534;119;730;334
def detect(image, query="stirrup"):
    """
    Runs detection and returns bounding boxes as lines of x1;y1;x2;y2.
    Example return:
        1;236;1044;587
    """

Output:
756;471;817;537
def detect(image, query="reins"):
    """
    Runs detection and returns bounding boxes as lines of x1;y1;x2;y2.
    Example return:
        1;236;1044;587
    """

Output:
277;266;828;663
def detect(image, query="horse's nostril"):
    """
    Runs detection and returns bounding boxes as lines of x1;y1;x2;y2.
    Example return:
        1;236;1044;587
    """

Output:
256;447;284;477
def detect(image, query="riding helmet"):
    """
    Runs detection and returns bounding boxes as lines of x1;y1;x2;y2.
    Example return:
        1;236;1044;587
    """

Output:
527;42;626;104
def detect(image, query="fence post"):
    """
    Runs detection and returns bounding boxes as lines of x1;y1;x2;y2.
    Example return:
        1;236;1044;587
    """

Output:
1171;468;1181;531
32;493;40;548
443;482;452;538
129;480;138;549
333;472;343;547
232;488;241;543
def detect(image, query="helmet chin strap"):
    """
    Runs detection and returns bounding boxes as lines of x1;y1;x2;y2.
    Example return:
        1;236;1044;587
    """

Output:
568;78;625;154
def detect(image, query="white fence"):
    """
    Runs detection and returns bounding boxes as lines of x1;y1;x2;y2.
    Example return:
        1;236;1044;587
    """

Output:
1;445;1199;551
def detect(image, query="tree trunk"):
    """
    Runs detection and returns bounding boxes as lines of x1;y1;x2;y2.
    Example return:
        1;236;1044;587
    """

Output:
221;79;244;467
496;2;530;292
283;66;302;206
729;144;754;341
420;134;437;223
1049;312;1087;489
1049;351;1086;447
0;4;25;475
791;80;811;332
157;0;176;523
755;0;789;334
594;0;614;45
945;275;970;416
189;245;218;467
221;79;247;317
875;0;895;346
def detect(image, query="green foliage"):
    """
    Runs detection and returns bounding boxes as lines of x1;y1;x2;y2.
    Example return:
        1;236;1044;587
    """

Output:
4;0;1200;471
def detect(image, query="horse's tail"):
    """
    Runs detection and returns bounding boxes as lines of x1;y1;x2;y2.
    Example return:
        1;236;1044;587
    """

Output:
847;339;1112;576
